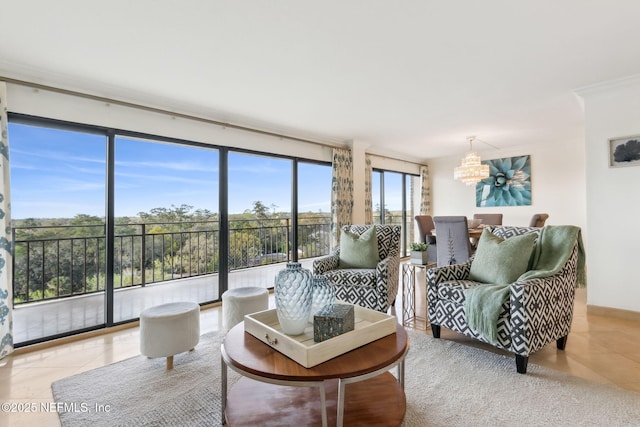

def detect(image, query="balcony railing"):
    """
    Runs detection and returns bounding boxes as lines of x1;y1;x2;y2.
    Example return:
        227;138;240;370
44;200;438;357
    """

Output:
12;217;331;305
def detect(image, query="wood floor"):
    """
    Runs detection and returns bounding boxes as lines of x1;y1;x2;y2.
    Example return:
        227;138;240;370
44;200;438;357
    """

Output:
1;288;639;427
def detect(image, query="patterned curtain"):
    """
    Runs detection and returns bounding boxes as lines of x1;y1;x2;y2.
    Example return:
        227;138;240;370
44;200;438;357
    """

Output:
330;147;353;248
364;154;373;224
0;81;13;359
419;165;432;215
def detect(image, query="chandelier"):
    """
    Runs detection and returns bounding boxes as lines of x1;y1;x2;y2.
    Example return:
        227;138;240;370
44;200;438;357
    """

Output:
454;136;490;186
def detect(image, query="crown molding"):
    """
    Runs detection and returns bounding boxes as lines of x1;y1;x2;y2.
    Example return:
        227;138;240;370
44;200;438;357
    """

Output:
574;73;640;97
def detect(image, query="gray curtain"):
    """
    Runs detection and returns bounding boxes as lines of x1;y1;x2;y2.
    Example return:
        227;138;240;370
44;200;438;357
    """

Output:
330;148;353;248
364;154;373;224
0;81;13;359
419;165;432;215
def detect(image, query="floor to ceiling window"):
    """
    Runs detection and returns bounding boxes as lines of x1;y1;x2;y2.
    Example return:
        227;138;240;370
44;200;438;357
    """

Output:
113;136;219;323
383;171;403;228
6;113;340;346
8;120;107;344
227;152;293;289
371;169;417;257
297;161;332;270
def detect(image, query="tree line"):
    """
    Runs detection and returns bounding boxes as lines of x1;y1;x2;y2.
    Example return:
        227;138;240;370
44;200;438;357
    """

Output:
12;202;330;304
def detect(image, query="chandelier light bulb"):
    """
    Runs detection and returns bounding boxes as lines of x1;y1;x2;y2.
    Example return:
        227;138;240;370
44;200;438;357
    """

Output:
454;137;490;185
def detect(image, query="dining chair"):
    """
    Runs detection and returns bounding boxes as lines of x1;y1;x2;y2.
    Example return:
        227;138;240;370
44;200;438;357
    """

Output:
414;215;437;263
473;213;503;226
433;216;473;267
529;213;549;227
414;215;436;244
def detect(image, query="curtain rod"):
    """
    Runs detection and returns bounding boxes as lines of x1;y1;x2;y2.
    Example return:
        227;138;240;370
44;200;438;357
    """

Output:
1;76;344;149
366;152;426;168
1;76;425;166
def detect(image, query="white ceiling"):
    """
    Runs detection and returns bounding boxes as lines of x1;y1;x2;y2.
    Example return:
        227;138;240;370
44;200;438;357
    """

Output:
2;1;640;162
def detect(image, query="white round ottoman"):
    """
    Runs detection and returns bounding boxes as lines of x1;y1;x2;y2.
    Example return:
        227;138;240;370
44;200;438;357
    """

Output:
222;287;269;331
140;301;200;370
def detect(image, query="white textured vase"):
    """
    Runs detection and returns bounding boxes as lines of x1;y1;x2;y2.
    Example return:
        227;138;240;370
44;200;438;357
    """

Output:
274;262;312;335
308;275;336;321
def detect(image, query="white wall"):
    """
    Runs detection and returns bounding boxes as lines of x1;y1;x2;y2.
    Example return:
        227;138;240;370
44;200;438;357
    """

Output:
429;139;587;232
578;75;640;313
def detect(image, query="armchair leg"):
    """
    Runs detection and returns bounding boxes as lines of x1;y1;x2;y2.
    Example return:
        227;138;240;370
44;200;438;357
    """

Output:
515;355;528;374
431;324;441;338
557;335;568;350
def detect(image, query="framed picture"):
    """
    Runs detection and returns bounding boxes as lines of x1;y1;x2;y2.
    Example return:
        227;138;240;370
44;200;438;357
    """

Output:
475;155;531;207
609;135;640;168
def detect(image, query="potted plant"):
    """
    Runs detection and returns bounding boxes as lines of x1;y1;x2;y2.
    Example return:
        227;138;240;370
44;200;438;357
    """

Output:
410;242;429;265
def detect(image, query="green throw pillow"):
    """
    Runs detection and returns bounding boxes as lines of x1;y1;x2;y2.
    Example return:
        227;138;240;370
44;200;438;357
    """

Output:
469;230;536;285
338;226;379;269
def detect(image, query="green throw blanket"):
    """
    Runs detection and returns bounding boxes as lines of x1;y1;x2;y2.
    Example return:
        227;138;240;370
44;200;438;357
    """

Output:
464;226;586;345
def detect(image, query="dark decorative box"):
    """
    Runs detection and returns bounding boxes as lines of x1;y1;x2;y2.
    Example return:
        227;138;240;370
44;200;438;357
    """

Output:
313;304;355;343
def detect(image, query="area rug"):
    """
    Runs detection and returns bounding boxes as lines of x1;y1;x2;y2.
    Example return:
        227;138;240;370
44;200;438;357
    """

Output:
52;329;640;426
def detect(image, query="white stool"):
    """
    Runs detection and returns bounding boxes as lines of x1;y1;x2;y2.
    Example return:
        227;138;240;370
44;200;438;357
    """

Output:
222;287;269;331
140;301;200;370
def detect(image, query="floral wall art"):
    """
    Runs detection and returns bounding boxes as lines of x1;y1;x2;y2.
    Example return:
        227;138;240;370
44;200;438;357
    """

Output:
476;155;531;207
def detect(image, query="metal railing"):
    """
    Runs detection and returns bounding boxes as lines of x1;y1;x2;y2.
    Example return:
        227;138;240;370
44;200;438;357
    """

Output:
12;217;331;305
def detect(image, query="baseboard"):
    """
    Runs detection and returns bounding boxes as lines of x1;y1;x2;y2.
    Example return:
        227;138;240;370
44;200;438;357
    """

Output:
11;321;140;355
12;301;223;355
587;304;640;322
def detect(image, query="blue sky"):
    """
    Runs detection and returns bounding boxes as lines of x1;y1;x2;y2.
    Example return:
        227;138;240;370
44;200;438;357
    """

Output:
8;123;332;219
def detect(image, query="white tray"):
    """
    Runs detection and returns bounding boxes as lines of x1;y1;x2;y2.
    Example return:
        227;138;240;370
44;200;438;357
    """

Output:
244;304;397;368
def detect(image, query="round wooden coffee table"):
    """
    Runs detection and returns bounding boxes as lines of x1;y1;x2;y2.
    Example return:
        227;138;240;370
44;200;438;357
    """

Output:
221;322;409;426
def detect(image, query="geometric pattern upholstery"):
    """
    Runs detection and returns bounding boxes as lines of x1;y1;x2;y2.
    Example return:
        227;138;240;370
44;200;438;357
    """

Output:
485;225;540;241
427;226;578;370
313;224;401;312
436;279;479;304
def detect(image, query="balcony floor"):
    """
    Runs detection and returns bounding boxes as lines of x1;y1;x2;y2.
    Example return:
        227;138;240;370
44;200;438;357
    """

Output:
13;260;314;345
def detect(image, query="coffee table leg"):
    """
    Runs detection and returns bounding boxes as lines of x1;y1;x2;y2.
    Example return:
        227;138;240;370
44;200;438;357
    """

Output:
337;379;346;427
319;382;328;427
221;352;227;425
398;359;405;388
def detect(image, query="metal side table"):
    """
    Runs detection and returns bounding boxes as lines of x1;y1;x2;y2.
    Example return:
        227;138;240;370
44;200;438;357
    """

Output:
401;261;436;329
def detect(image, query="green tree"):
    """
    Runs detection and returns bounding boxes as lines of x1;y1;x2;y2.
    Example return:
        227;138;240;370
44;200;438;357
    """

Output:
251;201;270;220
228;231;261;269
69;214;104;238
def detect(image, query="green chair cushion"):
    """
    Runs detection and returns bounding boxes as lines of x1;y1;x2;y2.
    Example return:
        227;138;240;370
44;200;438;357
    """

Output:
469;229;536;285
338;226;379;269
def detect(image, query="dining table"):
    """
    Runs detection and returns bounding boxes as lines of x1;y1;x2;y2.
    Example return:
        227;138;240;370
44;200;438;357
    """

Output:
468;228;484;240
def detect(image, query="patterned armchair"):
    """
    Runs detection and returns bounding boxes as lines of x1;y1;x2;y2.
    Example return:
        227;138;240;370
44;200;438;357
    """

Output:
313;224;401;312
427;226;579;373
